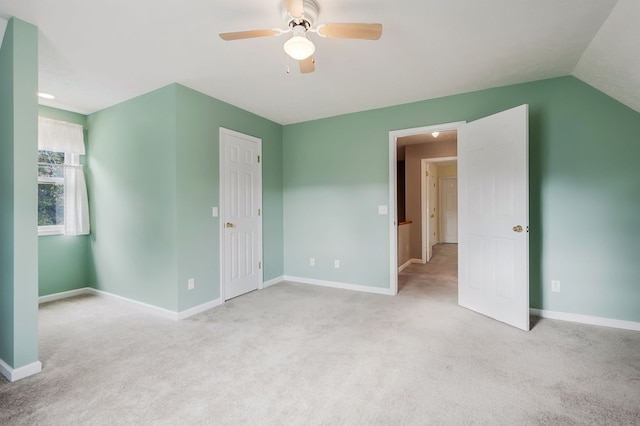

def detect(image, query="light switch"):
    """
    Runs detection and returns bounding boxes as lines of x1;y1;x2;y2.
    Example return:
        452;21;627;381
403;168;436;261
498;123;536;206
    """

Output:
212;207;219;217
378;205;388;215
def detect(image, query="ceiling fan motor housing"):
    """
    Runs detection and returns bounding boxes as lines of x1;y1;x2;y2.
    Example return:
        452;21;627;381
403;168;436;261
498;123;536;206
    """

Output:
282;0;319;27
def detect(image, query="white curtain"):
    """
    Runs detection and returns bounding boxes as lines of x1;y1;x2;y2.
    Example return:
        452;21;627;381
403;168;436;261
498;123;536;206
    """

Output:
38;117;90;236
38;117;85;154
63;163;90;235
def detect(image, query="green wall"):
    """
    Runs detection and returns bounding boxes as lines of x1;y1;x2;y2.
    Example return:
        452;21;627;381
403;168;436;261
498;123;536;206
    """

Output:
88;85;179;311
175;85;283;311
283;76;640;323
37;106;92;296
0;18;39;370
87;84;283;312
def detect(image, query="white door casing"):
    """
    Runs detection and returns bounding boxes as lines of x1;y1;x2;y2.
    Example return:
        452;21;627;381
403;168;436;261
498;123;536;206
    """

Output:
458;105;529;331
220;128;263;301
389;123;466;295
440;177;458;243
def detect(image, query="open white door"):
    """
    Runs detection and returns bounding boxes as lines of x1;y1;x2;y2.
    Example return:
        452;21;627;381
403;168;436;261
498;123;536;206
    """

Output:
422;161;437;262
220;128;263;301
458;105;529;331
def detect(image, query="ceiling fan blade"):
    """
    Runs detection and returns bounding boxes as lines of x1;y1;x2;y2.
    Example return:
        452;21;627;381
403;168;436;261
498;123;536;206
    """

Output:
299;56;315;74
317;23;383;40
219;29;280;41
285;0;304;19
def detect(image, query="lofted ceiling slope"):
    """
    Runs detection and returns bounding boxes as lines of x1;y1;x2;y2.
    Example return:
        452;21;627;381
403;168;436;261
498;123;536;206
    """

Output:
0;0;636;125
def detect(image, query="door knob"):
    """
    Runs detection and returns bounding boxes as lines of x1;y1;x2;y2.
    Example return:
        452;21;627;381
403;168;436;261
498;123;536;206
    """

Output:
512;225;523;233
226;222;234;228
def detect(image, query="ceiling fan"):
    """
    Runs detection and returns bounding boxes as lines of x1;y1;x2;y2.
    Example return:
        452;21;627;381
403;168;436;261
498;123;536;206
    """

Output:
219;0;383;74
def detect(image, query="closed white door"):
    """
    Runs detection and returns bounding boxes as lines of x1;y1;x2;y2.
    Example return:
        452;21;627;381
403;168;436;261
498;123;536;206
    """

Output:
428;173;437;250
440;177;458;243
458;105;529;331
220;128;262;301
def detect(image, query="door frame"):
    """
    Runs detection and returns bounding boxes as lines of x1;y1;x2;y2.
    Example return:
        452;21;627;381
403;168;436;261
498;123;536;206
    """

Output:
439;176;458;244
219;127;264;302
389;122;465;295
421;157;457;263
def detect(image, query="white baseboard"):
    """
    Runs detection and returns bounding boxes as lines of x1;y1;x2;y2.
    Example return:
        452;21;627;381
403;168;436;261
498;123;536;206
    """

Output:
398;258;423;272
39;287;91;304
283;275;394;296
176;298;223;320
39;287;223;321
0;358;42;382
263;276;284;288
89;288;180;320
530;308;640;332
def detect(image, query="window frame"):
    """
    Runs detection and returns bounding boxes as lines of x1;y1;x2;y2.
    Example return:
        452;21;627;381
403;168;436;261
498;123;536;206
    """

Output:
37;151;79;236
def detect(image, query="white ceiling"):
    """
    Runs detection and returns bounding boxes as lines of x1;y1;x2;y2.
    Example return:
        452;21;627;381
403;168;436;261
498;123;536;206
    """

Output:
0;0;637;125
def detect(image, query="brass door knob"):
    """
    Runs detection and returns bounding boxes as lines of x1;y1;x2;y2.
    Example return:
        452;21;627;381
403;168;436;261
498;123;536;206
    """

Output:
513;225;523;233
226;222;234;228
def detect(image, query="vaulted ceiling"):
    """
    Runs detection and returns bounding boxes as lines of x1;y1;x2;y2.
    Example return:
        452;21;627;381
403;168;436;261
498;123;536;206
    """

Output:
0;0;637;125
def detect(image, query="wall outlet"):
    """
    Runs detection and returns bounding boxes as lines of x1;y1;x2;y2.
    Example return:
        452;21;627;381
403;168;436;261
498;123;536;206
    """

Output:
188;278;195;290
551;280;560;292
334;259;340;268
309;257;315;266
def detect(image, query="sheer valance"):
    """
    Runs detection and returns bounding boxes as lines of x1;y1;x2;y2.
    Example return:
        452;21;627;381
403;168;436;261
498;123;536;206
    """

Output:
38;116;85;154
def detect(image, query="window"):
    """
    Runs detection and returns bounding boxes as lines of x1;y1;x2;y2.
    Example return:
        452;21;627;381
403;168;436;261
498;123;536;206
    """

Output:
37;117;89;236
38;150;65;234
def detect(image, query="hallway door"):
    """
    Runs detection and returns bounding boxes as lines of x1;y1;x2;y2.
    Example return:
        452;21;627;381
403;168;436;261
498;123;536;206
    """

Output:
440;177;458;243
458;105;529;331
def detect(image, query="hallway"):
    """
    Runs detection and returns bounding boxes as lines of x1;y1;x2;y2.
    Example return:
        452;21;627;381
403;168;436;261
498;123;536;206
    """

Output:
398;243;458;297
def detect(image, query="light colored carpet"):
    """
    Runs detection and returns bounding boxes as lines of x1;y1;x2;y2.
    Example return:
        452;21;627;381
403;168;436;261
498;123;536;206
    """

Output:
1;244;639;425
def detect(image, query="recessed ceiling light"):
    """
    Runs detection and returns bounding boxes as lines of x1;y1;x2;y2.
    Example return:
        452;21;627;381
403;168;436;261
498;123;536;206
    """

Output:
38;92;55;99
431;131;440;138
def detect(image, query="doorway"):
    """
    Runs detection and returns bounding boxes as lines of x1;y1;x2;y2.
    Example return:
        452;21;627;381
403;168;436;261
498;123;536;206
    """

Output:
390;121;464;289
421;157;458;263
389;105;530;331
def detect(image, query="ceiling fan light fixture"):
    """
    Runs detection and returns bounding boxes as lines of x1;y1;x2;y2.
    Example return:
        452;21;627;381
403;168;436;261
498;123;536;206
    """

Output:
284;36;315;60
284;24;315;60
432;131;440;138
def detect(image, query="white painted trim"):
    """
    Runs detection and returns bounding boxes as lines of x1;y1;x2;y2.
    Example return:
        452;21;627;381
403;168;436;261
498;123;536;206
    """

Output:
39;287;223;321
398;259;413;272
421;159;428;263
39;287;91;304
389;122;465;296
530;309;640;332
388;130;398;295
89;288;180;320
0;358;42;382
176;298;223;320
263;276;284;288
284;276;394;296
398;259;423;272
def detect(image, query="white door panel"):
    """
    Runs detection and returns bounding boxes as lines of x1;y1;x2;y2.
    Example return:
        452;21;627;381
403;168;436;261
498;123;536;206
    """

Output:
458;105;529;331
221;128;262;301
428;172;437;251
440;177;458;243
